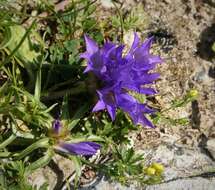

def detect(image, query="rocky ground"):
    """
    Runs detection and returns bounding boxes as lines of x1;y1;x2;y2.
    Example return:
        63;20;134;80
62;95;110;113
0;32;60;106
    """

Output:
131;0;215;189
28;0;215;189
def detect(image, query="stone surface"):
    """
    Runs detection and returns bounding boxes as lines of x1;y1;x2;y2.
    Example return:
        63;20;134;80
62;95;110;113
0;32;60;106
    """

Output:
80;177;137;190
206;138;215;159
76;176;215;190
146;144;215;180
100;0;114;9
146;177;215;190
75;144;215;190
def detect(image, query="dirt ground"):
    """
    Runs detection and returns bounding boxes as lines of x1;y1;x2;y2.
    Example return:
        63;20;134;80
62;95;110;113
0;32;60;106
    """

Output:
130;0;215;188
131;0;215;158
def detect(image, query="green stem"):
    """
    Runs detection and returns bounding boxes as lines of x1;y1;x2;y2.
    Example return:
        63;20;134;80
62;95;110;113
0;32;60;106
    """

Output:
0;134;16;149
13;138;49;160
113;1;124;42
0;151;11;157
160;98;190;113
66;135;105;143
79;157;100;169
71;0;77;39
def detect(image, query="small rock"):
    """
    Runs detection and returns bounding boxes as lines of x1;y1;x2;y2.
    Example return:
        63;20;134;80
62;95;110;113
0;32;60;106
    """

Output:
194;69;210;82
28;154;76;189
206;138;215;159
100;0;114;9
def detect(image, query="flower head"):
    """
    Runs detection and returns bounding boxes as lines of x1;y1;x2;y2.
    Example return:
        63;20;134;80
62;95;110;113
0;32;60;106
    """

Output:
82;33;163;127
51;120;101;156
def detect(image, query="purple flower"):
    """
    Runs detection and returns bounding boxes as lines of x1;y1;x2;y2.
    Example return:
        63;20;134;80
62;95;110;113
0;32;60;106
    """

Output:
82;33;163;127
59;141;101;156
52;120;101;156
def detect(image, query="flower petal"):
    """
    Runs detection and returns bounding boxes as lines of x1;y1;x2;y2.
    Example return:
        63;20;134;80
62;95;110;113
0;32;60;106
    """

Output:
92;100;106;112
107;104;116;120
52;119;61;134
60;142;101;156
131;32;140;50
140;36;154;52
135;114;155;128
126;32;140;60
84;35;98;55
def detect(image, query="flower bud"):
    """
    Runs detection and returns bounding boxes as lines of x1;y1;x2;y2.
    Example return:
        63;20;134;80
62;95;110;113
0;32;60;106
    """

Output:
188;89;198;98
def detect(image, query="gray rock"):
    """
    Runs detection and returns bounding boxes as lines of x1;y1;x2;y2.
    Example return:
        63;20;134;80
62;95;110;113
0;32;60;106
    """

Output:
77;176;215;190
100;0;114;9
206;138;215;159
80;176;137;190
194;68;211;83
77;144;215;190
146;177;215;190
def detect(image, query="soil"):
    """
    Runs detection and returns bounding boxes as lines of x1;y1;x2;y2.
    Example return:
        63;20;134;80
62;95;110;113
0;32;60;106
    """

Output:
132;0;215;159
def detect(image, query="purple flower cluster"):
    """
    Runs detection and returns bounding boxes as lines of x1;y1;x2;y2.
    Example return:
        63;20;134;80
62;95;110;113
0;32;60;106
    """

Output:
52;120;101;156
81;33;163;127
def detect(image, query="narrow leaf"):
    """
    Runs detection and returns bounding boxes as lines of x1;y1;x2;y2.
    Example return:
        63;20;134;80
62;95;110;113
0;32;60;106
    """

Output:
25;149;54;174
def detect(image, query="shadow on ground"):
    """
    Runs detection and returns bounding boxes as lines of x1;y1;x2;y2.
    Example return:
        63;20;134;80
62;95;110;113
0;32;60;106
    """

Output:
196;24;215;61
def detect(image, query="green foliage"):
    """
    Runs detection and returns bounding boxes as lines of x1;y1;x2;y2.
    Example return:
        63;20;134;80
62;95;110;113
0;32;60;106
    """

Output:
111;3;149;32
99;145;164;186
103;146;145;184
5;25;41;63
0;160;49;190
152;89;198;126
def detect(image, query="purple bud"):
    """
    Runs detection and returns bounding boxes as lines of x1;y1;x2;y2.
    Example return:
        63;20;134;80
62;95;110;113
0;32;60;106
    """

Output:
59;141;101;156
52;119;62;134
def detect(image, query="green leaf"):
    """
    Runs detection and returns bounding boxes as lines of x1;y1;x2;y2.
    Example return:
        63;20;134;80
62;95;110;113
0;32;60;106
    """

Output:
0;26;12;49
25;149;54;174
1;21;38;67
0;151;11;157
0;170;7;189
212;42;215;52
124;148;135;163
129;91;146;103
67;135;105;143
0;134;16;149
152;112;161;125
63;39;80;53
13;138;49;160
70;155;82;188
